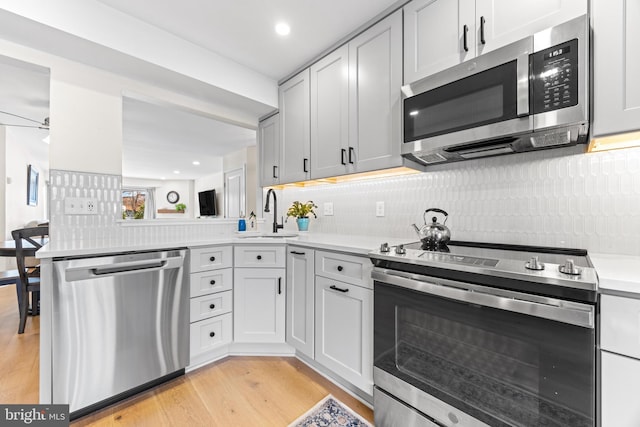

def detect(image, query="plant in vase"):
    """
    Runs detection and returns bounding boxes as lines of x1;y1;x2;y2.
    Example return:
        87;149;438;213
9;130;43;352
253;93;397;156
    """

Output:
286;200;318;231
175;203;186;213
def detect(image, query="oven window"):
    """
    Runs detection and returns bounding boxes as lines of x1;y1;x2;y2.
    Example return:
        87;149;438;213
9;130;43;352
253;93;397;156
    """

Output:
404;60;518;142
374;282;595;427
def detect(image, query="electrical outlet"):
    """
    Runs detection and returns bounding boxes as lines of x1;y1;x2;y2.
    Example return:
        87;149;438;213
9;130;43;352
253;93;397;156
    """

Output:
323;202;334;216
376;201;385;217
64;197;98;215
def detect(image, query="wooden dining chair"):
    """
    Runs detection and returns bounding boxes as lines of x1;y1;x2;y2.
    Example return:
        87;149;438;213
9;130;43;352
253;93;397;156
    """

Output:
12;225;48;334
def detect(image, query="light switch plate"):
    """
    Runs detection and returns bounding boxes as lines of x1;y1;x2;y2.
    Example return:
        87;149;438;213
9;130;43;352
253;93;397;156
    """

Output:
324;202;334;216
376;201;385;217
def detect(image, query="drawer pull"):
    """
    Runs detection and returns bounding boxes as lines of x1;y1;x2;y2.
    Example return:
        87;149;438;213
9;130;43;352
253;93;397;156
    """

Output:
257;255;262;260
210;280;216;285
209;256;216;262
209;304;215;309
337;265;344;272
330;285;349;293
290;251;306;255
209;332;215;338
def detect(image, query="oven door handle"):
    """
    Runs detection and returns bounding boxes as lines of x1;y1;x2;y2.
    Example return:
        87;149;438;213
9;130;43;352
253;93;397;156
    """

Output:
372;268;594;328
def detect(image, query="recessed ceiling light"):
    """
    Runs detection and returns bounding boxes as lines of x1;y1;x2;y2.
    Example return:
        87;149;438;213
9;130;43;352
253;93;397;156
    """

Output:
192;161;200;165
161;177;166;180
173;170;180;174
275;22;290;36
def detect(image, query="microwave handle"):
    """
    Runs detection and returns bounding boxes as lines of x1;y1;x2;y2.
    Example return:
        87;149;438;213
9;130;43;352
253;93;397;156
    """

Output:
516;52;530;117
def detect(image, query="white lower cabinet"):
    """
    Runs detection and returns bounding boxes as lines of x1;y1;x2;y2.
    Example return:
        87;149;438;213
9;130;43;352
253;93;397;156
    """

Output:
601;351;640;426
190;313;233;359
601;294;640;426
314;275;373;395
234;266;286;343
286;247;315;358
188;245;234;367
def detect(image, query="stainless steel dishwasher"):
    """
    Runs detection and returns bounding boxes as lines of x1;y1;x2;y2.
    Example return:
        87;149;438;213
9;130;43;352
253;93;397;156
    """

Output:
51;249;188;418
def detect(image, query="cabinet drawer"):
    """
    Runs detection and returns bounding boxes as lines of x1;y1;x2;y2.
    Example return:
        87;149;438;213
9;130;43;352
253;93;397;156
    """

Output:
601;294;640;358
315;250;373;288
234;245;285;268
190;313;232;359
190;268;232;298
190;291;232;323
189;246;233;273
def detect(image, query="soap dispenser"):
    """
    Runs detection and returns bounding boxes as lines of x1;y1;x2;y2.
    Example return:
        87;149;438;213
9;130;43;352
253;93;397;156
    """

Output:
238;212;246;232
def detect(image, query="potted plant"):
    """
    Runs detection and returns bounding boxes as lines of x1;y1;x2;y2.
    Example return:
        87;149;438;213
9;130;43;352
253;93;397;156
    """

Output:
175;203;186;213
286;200;318;231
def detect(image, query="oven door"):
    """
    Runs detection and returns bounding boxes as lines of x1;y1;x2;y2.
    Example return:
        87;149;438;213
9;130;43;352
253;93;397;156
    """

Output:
401;36;533;155
373;268;595;427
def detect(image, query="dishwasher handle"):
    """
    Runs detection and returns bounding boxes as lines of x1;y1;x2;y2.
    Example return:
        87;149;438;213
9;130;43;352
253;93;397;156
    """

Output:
65;256;184;282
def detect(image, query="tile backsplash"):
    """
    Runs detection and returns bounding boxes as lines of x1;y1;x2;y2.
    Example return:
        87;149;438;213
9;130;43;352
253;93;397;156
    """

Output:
276;146;640;256
49;170;236;246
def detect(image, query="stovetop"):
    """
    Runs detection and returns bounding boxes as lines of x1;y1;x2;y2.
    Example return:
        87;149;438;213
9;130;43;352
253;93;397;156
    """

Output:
369;240;598;295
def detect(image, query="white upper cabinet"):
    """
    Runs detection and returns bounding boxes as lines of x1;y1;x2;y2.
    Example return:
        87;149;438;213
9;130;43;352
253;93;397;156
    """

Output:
310;10;403;179
592;0;640;137
404;0;473;84
258;113;280;187
310;45;350;178
404;0;587;83
279;69;311;183
349;10;403;173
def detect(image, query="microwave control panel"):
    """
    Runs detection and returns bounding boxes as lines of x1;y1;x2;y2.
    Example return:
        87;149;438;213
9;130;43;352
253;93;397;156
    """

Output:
531;38;579;114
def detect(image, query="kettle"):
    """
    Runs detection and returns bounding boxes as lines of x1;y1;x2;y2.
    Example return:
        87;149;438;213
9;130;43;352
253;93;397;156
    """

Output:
412;208;451;248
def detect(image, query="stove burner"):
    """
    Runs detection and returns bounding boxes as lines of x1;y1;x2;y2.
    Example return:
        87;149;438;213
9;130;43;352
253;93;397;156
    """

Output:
420;242;450;252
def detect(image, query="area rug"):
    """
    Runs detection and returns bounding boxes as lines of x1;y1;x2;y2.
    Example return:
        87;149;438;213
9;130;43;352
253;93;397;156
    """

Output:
288;394;373;427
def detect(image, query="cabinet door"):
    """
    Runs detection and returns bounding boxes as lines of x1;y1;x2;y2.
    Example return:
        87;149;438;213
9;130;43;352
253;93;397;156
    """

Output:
475;0;587;56
404;0;474;84
601;351;640;427
286;248;315;358
279;69;311;183
315;276;373;394
593;0;640;136
349;10;403;173
234;268;285;343
259;114;280;187
310;45;350;179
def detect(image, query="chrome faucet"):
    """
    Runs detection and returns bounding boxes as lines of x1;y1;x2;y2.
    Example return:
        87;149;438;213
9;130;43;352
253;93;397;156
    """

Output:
264;189;284;233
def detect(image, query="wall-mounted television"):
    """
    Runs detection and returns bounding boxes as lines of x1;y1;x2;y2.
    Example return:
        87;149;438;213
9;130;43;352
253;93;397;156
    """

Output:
198;189;217;217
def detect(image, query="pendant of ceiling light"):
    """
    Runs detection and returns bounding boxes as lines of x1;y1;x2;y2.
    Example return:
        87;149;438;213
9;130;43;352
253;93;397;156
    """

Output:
0;110;49;129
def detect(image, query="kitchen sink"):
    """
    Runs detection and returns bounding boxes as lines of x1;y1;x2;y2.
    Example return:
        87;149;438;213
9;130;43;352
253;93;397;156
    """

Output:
235;231;298;239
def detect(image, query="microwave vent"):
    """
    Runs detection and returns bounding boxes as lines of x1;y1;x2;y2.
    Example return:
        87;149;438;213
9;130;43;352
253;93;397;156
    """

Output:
530;130;571;148
419;152;447;164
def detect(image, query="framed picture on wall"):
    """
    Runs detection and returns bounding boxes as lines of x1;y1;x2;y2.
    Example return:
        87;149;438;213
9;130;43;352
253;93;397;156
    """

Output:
27;164;38;206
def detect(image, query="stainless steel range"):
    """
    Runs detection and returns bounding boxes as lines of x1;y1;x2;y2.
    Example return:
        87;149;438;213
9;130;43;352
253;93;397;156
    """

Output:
369;241;598;427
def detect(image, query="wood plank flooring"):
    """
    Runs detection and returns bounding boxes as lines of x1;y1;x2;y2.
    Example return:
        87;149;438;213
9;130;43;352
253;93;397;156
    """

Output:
0;285;374;426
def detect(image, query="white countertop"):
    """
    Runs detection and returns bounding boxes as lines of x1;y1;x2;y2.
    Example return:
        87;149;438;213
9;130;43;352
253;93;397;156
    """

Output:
37;232;406;259
590;253;640;296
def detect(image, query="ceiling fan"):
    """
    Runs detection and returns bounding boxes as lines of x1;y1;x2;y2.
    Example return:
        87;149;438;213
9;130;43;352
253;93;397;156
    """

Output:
0;110;49;129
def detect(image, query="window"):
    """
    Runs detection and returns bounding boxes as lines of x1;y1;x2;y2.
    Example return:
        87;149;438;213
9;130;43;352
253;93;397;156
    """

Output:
122;189;148;219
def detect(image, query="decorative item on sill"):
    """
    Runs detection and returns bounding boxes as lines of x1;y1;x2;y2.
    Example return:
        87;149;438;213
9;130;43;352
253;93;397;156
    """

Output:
175;203;186;213
286;200;317;232
248;211;257;230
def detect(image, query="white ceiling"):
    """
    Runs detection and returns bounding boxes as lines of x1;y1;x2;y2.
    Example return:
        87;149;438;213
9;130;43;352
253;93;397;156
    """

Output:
95;0;402;80
0;55;50;167
2;0;402;180
122;97;256;180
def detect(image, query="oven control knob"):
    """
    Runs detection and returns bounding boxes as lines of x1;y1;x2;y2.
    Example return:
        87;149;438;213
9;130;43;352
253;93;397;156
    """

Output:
380;242;390;253
525;256;545;271
559;259;582;275
395;244;407;255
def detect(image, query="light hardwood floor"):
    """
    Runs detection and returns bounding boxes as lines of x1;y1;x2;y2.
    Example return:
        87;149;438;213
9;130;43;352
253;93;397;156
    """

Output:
0;285;374;426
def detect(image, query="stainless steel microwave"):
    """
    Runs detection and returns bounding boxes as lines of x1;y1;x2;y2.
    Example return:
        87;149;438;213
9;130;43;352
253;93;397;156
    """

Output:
401;14;589;166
